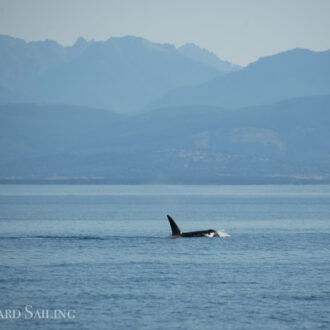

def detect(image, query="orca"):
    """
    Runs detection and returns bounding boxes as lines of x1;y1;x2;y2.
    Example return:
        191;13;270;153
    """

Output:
167;215;219;238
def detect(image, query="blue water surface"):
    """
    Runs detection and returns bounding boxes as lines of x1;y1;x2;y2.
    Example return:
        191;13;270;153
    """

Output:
0;184;329;329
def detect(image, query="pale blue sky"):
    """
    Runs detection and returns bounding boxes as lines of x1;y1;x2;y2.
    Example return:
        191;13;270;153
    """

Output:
0;0;329;65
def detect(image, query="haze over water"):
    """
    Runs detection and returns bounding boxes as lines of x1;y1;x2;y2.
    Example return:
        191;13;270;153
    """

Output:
0;184;329;329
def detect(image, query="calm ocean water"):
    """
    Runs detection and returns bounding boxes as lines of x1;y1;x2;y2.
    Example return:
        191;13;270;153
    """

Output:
0;184;329;329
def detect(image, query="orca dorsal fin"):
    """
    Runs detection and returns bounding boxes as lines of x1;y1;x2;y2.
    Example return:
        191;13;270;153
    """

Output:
167;215;182;236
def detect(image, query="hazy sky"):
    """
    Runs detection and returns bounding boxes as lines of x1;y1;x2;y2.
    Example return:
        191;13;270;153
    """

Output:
1;0;330;66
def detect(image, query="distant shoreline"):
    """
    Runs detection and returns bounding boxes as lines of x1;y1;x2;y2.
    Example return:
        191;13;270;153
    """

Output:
0;177;329;185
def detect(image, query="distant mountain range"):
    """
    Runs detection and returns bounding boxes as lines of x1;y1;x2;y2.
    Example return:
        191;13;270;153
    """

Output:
1;95;329;183
0;34;329;183
147;48;330;110
0;35;239;113
178;43;241;72
2;35;329;114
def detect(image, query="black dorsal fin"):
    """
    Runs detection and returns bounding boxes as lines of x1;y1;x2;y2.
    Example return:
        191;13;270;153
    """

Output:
167;215;182;236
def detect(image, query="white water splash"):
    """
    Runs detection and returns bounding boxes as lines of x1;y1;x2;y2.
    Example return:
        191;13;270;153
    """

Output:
217;230;231;238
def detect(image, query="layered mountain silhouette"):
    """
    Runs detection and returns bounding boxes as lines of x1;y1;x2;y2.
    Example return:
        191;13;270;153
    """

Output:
178;43;241;72
2;35;329;114
1;34;329;183
0;35;239;113
1;95;329;183
147;48;330;110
